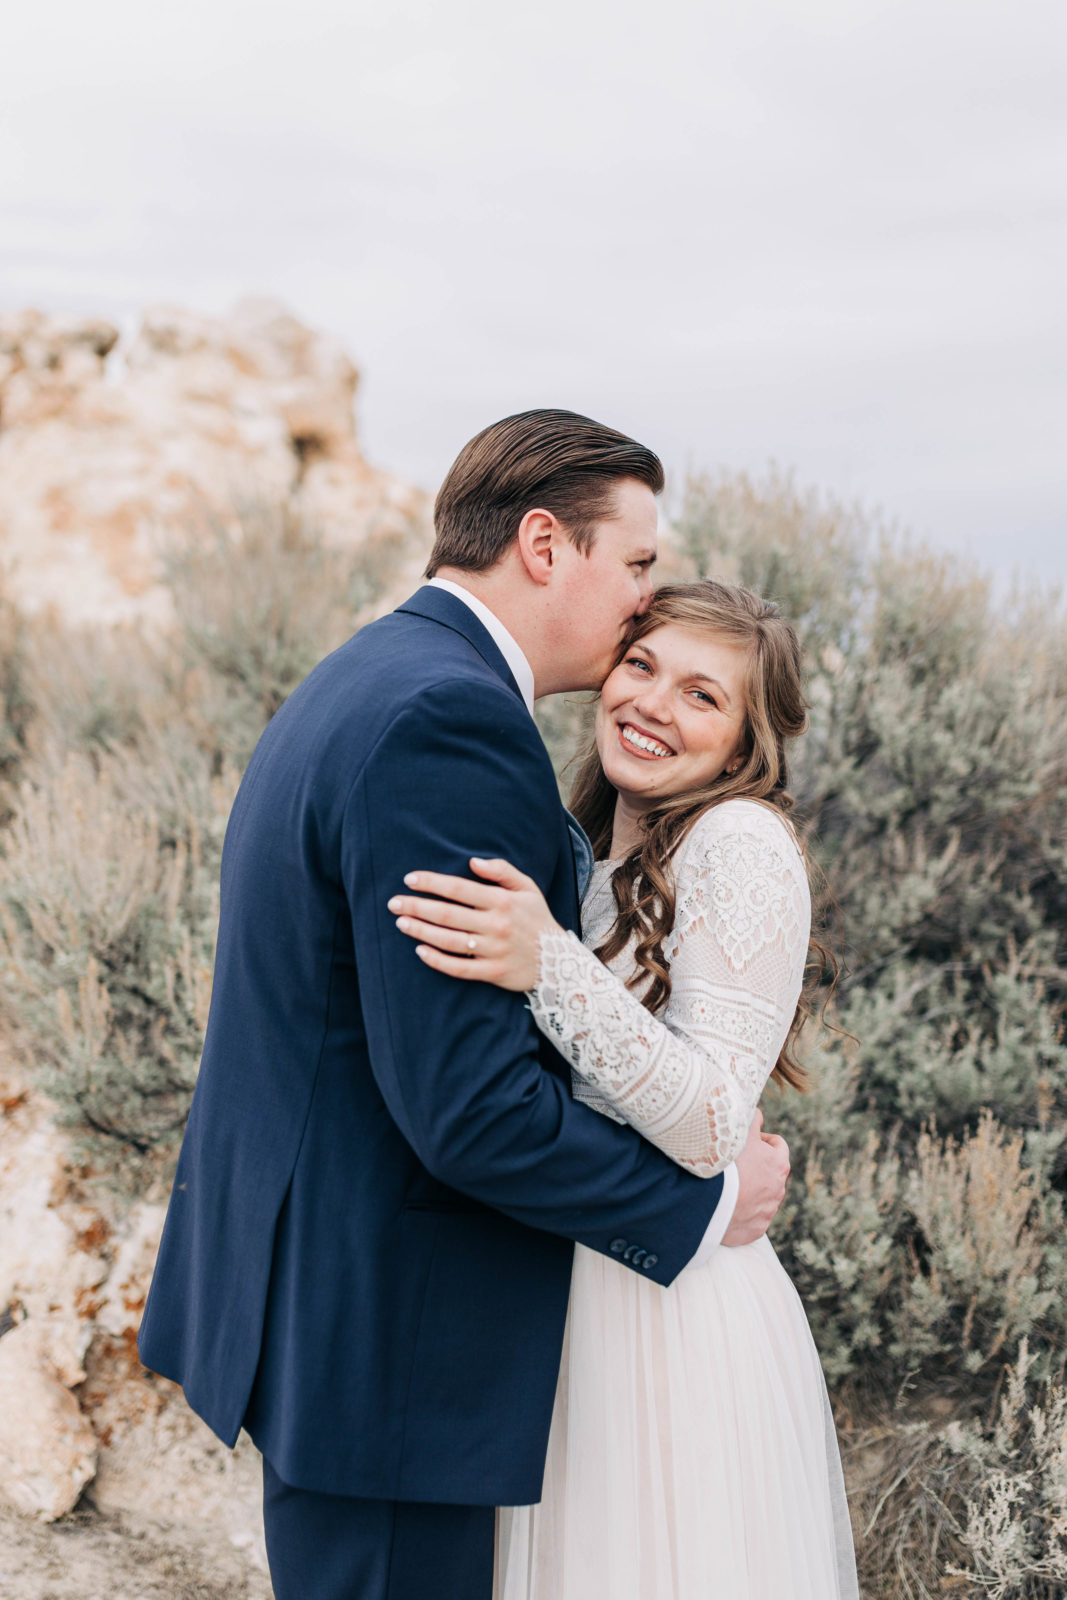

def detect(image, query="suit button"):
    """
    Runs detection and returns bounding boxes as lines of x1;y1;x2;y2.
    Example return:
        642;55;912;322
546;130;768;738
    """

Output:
610;1238;627;1254
630;1248;646;1265
642;1254;659;1270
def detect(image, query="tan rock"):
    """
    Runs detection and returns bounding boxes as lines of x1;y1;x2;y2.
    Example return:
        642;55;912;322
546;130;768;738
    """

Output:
0;298;430;627
0;1061;265;1548
0;1318;98;1519
0;1070;109;1387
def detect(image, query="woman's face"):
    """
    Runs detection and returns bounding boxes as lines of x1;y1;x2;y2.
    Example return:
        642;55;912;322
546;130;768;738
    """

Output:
595;623;750;811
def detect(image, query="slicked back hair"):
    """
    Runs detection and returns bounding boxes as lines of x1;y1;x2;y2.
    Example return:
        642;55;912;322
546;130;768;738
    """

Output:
426;409;665;577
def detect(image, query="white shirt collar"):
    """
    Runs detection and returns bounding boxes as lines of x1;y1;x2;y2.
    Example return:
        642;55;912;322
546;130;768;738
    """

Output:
427;578;536;717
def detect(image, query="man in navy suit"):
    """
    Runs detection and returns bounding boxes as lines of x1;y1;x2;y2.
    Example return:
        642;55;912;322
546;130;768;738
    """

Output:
139;410;789;1600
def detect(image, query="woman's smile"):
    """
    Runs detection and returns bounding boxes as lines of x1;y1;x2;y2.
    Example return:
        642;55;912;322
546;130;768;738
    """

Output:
617;722;677;760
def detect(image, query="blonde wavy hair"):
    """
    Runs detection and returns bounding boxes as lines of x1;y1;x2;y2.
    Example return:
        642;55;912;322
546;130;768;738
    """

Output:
569;579;827;1091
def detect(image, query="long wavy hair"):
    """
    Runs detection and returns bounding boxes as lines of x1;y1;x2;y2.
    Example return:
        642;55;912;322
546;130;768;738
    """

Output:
569;579;826;1090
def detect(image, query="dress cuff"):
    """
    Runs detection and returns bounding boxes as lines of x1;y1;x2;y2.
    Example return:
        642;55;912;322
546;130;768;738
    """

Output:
685;1162;739;1269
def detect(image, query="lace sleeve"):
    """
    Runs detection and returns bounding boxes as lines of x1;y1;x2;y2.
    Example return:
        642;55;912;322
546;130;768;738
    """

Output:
527;803;811;1178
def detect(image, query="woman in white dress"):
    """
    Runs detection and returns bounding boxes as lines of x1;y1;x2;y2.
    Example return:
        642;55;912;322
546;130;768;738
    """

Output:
391;580;859;1599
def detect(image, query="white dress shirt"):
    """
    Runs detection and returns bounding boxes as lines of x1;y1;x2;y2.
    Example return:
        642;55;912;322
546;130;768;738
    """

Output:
426;577;738;1264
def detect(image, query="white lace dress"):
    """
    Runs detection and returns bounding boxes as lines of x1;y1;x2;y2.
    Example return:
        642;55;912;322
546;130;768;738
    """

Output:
494;800;858;1600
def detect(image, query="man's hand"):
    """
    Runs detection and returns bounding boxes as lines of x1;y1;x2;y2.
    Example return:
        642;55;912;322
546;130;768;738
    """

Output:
722;1111;790;1247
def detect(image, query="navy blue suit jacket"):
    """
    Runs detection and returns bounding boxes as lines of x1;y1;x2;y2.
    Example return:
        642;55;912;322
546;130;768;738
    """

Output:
138;586;723;1506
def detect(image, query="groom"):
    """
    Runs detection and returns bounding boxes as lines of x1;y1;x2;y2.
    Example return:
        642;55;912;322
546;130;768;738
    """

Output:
139;410;790;1600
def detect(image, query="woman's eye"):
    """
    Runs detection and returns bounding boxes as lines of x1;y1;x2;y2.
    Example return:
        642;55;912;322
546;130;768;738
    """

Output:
626;657;652;673
691;689;716;706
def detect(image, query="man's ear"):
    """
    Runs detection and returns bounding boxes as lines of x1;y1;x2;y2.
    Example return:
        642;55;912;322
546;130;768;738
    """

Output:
515;508;560;587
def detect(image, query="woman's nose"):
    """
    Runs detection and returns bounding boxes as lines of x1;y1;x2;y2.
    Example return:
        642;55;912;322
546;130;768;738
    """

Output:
632;687;671;724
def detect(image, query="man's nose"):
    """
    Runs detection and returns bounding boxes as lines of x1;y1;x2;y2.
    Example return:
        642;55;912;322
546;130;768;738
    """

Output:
634;571;655;615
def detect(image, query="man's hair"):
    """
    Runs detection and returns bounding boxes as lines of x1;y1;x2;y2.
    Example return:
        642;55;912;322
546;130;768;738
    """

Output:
425;408;665;577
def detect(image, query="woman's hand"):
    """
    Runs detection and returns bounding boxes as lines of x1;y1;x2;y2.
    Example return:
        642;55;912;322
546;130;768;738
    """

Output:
388;857;562;991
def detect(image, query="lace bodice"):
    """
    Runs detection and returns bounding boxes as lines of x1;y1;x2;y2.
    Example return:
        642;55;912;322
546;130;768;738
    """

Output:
528;800;811;1178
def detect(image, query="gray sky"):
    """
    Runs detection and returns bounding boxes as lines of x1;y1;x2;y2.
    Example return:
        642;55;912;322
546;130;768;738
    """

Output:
4;0;1065;581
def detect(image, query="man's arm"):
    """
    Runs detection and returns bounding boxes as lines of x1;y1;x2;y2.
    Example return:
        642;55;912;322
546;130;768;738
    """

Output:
342;678;722;1286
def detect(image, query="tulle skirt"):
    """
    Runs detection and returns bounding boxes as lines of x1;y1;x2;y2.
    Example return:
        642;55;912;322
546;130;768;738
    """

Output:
494;1235;858;1600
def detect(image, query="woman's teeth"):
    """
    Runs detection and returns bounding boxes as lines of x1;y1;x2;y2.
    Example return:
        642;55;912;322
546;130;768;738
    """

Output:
621;724;674;758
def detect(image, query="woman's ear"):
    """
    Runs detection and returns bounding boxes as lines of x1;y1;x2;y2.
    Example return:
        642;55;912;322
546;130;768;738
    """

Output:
726;739;750;775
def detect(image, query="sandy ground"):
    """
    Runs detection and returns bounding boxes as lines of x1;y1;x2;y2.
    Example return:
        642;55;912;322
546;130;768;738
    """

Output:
0;1499;274;1600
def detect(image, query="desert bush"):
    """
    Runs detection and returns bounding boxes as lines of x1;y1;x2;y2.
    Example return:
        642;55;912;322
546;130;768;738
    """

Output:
773;1107;1067;1395
161;500;365;771
0;498;407;1182
0;574;33;816
0;739;227;1181
21;613;168;759
893;1114;1064;1380
161;495;421;770
534;690;596;795
781;1125;903;1384
849;1343;1067;1598
836;951;1067;1145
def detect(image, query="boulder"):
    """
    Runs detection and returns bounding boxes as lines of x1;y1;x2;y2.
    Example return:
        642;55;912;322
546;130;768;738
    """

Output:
0;1318;98;1520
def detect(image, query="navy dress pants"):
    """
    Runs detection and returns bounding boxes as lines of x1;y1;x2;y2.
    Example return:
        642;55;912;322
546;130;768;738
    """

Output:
262;1457;495;1600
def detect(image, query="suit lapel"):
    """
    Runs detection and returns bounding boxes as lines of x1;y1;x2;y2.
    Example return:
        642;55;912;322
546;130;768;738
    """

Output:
565;812;594;903
396;586;526;706
395;586;584;932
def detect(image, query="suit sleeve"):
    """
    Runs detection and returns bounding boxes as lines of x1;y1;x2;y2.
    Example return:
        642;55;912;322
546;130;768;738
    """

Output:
341;678;722;1286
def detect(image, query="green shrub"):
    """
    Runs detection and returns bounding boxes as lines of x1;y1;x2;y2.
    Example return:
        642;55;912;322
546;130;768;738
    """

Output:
0;498;415;1185
0;737;227;1182
161;500;358;771
534;691;596;795
0;574;33;817
21;614;165;759
161;496;416;771
893;1114;1064;1382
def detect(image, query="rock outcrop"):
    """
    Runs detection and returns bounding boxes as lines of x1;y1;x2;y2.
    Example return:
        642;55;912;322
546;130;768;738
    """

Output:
0;1048;267;1565
0;299;430;626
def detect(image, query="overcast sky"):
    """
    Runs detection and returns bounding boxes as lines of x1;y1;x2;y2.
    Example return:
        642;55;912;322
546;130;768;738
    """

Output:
4;0;1065;582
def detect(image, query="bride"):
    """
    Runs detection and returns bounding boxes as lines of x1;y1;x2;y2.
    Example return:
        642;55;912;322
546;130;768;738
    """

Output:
390;579;859;1599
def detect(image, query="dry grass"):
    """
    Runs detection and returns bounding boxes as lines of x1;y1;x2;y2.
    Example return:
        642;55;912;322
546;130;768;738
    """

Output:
844;1345;1067;1599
